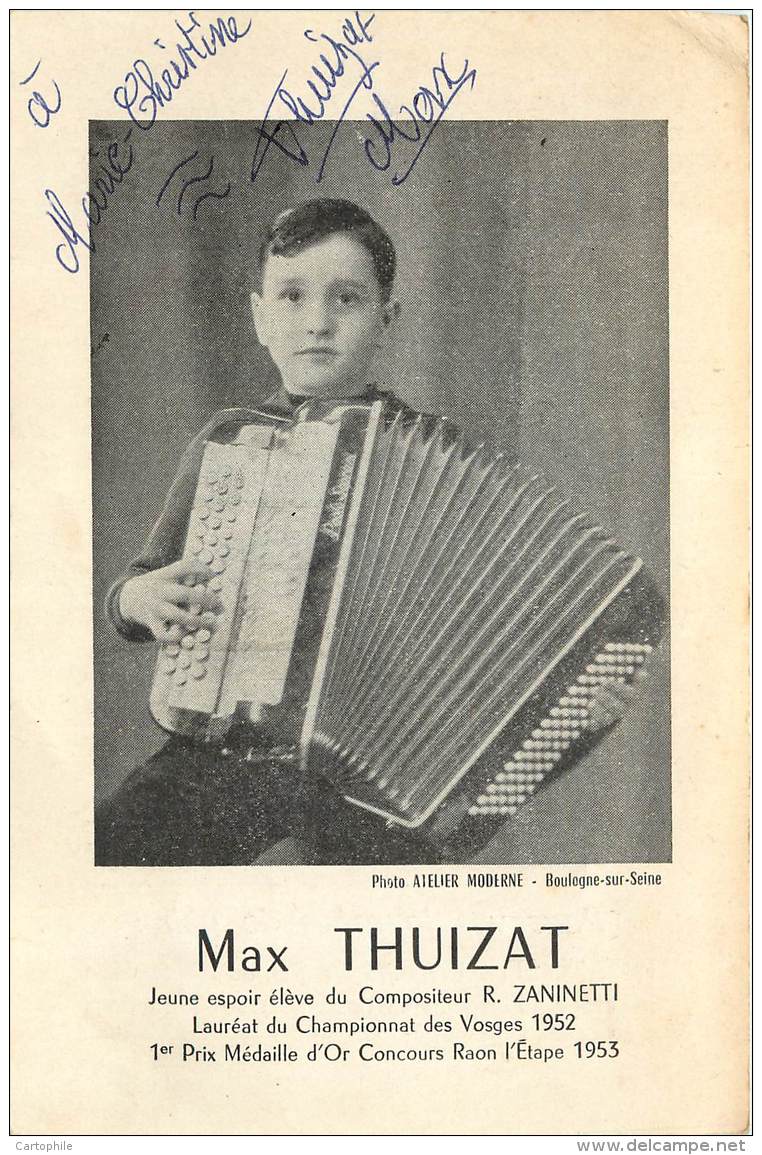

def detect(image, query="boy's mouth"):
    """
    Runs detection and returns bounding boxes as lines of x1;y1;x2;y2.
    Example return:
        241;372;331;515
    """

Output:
296;347;337;357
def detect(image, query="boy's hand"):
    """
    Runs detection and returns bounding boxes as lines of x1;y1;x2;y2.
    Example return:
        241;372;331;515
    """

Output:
119;559;222;644
586;671;647;732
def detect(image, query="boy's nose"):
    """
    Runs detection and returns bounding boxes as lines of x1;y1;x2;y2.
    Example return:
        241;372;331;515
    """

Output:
305;300;334;336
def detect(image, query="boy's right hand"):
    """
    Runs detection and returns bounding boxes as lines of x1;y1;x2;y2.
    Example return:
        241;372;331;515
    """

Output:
119;559;222;644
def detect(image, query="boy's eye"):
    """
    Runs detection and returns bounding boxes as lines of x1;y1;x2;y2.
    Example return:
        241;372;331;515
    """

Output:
280;288;302;303
336;290;362;307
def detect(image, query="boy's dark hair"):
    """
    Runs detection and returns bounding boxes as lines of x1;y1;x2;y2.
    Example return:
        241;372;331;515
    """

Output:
259;199;396;301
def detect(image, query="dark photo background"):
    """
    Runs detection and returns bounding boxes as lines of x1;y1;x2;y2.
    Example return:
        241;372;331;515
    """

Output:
91;119;670;863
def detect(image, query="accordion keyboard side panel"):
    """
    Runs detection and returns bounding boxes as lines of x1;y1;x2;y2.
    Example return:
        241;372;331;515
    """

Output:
249;400;382;746
233;420;340;710
149;434;272;740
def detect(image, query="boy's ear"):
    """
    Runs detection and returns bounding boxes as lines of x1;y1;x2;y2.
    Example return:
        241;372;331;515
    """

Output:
250;291;269;348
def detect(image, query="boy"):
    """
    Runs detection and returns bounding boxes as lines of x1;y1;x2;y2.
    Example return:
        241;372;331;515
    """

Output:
96;198;634;867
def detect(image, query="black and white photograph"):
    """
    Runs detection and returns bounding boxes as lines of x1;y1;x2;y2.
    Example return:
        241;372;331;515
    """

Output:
92;118;670;868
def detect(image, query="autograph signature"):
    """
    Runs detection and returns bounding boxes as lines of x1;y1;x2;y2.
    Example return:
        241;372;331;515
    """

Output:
251;12;477;186
36;9;476;274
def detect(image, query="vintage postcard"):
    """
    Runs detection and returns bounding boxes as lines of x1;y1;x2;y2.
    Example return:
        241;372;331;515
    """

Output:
11;8;749;1137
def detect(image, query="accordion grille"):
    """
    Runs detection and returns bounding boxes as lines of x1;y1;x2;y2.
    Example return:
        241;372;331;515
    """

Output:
313;416;641;827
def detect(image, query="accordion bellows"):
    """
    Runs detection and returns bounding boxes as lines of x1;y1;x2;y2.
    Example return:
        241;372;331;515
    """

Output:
150;399;662;847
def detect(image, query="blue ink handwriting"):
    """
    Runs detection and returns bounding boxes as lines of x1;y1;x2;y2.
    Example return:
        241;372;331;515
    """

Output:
114;10;251;130
44;10;249;273
250;14;476;187
44;189;95;275
364;52;477;185
156;150;232;219
251;10;377;183
19;59;62;128
44;129;134;274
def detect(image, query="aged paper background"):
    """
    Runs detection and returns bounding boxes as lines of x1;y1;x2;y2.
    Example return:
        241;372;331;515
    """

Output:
11;9;748;1135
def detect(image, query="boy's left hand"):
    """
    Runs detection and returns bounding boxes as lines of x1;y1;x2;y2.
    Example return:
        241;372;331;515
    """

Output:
586;672;647;732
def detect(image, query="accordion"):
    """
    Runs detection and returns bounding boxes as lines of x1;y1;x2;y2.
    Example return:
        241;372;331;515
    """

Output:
150;398;662;854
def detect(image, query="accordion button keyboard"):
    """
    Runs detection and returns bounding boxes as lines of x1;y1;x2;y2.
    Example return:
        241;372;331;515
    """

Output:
152;437;274;727
467;642;643;817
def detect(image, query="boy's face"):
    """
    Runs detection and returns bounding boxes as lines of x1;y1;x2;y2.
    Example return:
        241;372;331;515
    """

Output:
251;233;398;397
